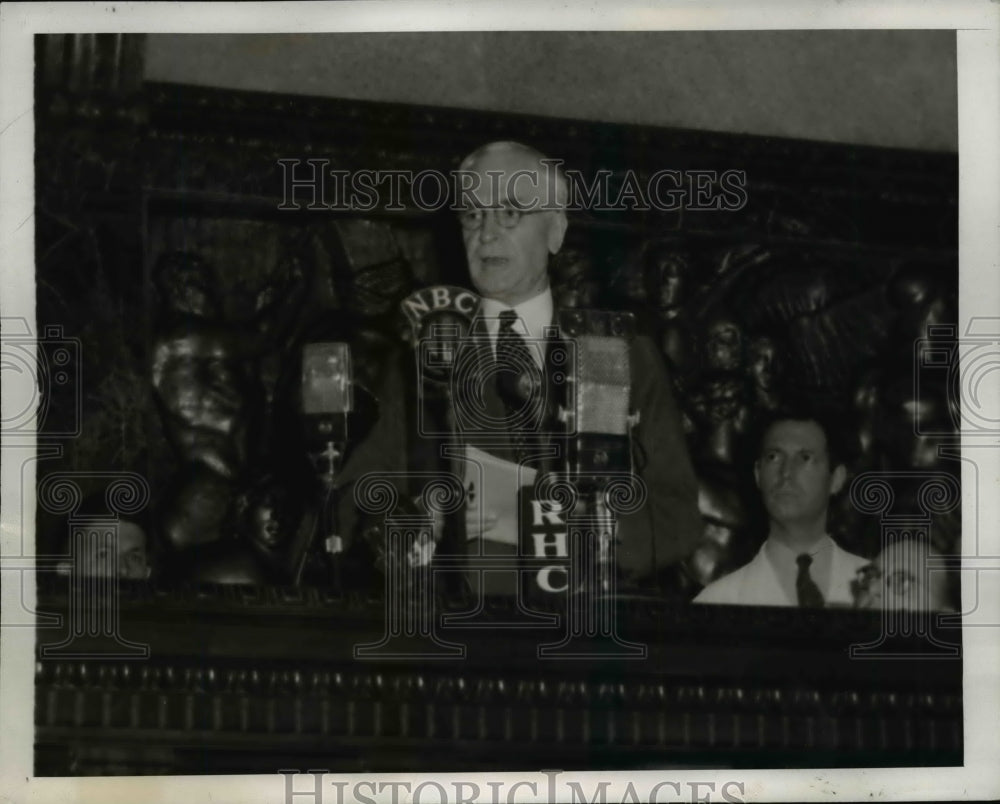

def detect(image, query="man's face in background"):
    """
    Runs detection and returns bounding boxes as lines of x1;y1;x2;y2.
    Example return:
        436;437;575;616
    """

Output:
755;419;846;531
460;146;567;307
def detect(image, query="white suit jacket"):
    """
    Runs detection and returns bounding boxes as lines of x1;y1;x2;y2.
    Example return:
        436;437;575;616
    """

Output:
693;537;870;607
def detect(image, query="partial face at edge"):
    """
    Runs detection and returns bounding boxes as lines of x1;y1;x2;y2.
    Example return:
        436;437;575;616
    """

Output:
60;521;149;580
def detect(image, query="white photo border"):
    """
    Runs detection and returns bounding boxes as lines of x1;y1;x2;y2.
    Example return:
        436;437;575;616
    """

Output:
2;2;998;802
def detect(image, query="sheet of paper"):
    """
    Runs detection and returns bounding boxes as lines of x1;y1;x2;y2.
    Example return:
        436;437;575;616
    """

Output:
463;444;536;546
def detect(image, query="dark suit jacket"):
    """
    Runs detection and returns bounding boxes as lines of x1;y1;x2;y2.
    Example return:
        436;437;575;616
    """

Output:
334;307;702;579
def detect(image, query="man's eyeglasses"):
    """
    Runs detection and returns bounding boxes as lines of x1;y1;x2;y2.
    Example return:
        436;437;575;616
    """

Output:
458;205;549;231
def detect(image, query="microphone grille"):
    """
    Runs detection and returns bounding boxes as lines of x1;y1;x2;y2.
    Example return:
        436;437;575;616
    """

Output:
302;342;353;414
575;335;630;435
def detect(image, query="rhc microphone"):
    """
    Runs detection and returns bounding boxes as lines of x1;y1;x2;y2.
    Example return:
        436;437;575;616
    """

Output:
557;310;638;487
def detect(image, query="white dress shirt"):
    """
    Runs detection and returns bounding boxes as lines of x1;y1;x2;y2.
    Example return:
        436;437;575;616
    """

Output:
693;534;870;607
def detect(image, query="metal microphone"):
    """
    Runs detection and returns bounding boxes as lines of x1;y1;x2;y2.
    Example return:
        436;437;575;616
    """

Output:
301;342;353;483
302;342;353;414
552;310;640;598
298;342;353;582
401;286;479;379
398;287;480;589
400;285;480;431
558;310;638;487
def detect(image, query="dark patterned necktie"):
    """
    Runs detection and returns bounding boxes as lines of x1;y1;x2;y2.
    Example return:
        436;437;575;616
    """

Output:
495;310;543;449
796;553;825;608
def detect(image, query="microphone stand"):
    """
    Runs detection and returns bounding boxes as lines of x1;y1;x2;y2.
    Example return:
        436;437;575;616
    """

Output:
556;315;636;597
539;313;646;657
299;343;353;589
305;429;346;588
416;323;465;596
562;438;630;596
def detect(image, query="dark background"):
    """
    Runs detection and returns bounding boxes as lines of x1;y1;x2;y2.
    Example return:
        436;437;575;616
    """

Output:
34;34;960;587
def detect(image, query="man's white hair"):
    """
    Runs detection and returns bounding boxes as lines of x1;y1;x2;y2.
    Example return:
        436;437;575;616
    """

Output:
458;140;569;209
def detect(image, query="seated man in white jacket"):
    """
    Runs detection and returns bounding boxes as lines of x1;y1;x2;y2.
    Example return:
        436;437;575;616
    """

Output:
695;409;869;607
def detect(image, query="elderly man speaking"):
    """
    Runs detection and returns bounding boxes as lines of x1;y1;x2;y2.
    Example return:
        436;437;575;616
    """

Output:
447;141;701;587
336;141;701;595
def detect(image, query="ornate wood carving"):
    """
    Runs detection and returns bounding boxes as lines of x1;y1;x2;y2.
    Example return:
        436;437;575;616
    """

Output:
34;578;962;773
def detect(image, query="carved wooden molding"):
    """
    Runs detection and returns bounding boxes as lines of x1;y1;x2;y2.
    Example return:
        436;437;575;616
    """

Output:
35;656;962;769
29;574;905;640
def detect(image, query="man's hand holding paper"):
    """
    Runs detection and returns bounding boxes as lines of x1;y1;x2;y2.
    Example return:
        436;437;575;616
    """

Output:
463;445;536;546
